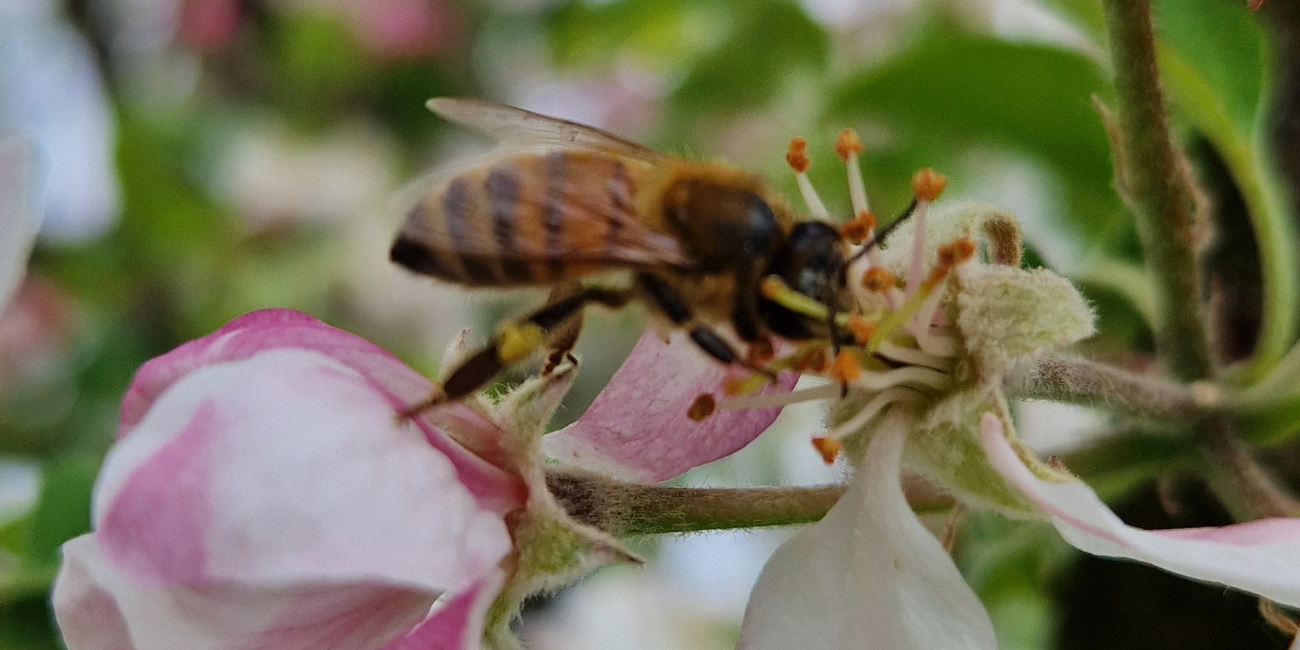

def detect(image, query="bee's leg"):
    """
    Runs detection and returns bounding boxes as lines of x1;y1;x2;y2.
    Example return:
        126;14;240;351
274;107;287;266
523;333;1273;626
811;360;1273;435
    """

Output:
542;281;585;375
404;286;633;417
636;274;775;379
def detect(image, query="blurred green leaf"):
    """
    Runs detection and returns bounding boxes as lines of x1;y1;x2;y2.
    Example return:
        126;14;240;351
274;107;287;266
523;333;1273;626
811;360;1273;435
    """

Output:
827;26;1127;255
546;0;729;67
670;1;828;115
25;455;98;568
0;598;60;650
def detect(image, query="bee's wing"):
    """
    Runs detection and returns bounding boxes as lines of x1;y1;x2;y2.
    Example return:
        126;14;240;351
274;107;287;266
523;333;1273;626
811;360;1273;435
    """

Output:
426;98;669;164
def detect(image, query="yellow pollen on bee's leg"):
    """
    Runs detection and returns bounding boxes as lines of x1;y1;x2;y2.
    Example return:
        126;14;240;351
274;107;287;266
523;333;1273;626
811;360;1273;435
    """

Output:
497;323;545;364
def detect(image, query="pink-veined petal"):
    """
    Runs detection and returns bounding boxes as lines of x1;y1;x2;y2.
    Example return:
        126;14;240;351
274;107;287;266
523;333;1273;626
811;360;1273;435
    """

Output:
981;413;1300;608
544;331;798;483
0;135;42;312
737;410;997;650
118;309;524;513
94;349;513;595
381;572;505;650
53;535;441;650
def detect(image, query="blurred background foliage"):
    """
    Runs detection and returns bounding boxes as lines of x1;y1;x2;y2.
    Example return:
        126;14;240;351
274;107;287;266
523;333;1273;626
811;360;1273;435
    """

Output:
1;0;1298;647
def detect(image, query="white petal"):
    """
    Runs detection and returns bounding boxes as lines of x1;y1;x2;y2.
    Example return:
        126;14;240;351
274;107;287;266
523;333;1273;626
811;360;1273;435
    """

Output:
981;413;1300;608
737;410;997;650
93;349;512;594
54;535;439;650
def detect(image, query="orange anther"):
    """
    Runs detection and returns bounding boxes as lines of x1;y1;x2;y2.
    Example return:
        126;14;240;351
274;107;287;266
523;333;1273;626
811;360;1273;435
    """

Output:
937;243;956;268
834;128;862;161
786;138;810;173
925;264;951;286
950;238;976;264
723;377;749;395
760;276;787;299
840;211;876;244
847;315;876;345
688;394;716;422
911;167;948;202
861;267;898;293
811;436;842;464
746;337;776;365
829;350;862;384
790;347;828;373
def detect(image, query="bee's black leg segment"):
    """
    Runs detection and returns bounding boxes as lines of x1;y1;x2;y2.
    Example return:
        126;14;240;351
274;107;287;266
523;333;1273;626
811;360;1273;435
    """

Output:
410;285;633;414
689;326;738;365
542;282;585;375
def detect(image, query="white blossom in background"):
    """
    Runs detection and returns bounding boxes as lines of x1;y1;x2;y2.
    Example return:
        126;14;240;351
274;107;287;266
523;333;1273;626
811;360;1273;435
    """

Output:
0;0;120;243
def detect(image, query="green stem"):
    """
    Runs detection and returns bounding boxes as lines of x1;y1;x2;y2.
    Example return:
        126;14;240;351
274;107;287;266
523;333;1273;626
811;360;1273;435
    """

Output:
1101;0;1215;382
1003;353;1205;424
545;469;951;536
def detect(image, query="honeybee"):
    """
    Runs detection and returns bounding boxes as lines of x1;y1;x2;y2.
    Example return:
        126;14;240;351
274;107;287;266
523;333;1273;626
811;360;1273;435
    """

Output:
391;98;860;408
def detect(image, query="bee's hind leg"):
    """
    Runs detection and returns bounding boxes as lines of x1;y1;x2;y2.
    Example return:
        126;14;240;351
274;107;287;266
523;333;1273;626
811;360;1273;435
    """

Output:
402;286;632;418
542;281;585;376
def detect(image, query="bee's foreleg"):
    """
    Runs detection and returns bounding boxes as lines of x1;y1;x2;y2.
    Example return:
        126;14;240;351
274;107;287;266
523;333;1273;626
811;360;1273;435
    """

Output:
403;286;633;418
542;281;585;376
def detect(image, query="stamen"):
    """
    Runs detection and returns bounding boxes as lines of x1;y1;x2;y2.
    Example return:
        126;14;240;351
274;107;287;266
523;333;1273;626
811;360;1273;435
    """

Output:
688;394;716;421
829;350;862;384
811;436;842;464
724;373;768;397
760;276;854;329
720;382;842;410
876;340;954;370
840;211;875;245
852;365;951;392
824;386;923;441
787;138;831;221
847;315;876;345
836;129;870;216
746;337;776;365
905;168;947;297
789;346;829;373
861;267;897;293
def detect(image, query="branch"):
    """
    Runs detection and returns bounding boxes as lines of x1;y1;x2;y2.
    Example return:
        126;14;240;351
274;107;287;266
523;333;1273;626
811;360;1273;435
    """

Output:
1100;0;1216;382
1004;353;1205;424
546;469;951;536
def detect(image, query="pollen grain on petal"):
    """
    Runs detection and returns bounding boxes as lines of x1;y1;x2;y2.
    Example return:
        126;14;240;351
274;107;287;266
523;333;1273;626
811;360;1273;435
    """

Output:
911;167;948;202
786;137;810;173
687;394;717;422
834;128;862;161
811;436;842;464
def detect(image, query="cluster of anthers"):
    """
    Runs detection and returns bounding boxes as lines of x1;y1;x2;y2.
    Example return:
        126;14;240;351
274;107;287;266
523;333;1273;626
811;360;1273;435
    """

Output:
693;130;979;465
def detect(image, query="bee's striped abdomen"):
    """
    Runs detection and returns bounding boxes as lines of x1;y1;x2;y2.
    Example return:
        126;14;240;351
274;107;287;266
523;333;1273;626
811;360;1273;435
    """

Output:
390;150;651;288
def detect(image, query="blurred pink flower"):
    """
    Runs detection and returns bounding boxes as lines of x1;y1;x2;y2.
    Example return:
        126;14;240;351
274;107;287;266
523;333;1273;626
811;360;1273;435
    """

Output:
0;135;42;312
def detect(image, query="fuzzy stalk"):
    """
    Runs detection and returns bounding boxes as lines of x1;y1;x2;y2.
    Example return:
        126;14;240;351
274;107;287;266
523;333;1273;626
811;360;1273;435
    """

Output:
546;469;952;536
1003;353;1205;424
1100;0;1215;382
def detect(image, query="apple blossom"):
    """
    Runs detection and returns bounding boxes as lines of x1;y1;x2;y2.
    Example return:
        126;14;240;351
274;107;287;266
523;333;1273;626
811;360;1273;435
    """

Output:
735;138;1300;649
52;307;797;650
1;134;41;312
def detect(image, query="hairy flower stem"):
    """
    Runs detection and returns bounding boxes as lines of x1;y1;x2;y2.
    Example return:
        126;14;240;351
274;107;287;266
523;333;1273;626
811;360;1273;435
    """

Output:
1101;0;1299;520
1004;353;1205;424
1100;0;1215;383
545;469;951;536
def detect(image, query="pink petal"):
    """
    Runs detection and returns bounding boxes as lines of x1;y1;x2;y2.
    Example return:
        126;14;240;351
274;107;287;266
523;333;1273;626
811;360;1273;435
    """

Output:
380;572;504;650
981;413;1300;608
119;309;524;512
738;410;997;650
94;350;514;595
544;331;797;483
54;535;445;650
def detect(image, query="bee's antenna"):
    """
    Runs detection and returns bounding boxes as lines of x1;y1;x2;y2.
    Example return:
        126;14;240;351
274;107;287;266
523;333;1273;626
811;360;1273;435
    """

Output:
846;197;917;266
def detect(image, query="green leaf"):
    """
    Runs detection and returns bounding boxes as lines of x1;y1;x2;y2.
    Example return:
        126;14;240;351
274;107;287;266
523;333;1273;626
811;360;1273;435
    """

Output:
670;1;828;115
25;455;98;568
827;26;1127;256
545;0;729;68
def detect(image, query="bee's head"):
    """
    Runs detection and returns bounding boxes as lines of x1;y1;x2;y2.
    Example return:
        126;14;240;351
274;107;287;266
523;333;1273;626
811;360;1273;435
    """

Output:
759;221;848;339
